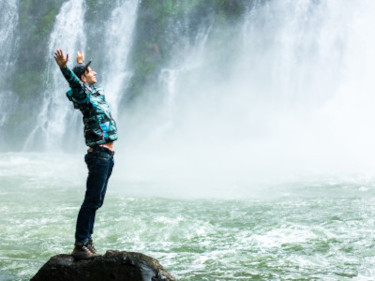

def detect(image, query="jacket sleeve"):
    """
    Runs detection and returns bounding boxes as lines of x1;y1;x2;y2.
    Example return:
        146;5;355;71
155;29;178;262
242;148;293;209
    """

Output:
60;67;88;102
60;67;82;88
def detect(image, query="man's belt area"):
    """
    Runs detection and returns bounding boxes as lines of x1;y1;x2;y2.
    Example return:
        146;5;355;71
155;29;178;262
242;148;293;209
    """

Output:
88;142;114;156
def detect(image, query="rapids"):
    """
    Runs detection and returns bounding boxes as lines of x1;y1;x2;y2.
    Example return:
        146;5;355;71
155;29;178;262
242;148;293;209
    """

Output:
1;0;375;280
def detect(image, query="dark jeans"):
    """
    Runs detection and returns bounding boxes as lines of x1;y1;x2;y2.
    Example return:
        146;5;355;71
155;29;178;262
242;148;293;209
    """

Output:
75;149;114;246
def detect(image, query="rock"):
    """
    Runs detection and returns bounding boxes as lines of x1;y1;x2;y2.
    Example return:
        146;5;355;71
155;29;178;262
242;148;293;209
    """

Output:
30;250;176;281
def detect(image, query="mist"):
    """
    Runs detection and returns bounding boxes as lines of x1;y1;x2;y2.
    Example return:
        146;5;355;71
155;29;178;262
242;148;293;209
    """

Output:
110;0;375;190
1;0;375;191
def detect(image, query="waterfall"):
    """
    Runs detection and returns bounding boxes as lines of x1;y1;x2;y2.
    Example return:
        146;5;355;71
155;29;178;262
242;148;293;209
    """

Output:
101;0;139;118
157;27;211;133
0;0;19;83
119;0;375;183
0;0;19;129
0;0;374;175
238;0;348;108
24;0;139;151
231;0;375;172
24;0;87;151
162;0;375;140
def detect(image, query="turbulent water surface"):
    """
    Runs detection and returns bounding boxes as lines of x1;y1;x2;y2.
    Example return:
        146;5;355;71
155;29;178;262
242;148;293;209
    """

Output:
1;153;375;281
1;0;375;280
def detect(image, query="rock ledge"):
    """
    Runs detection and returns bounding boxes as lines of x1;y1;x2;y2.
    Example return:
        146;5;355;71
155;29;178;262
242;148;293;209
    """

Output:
31;250;176;281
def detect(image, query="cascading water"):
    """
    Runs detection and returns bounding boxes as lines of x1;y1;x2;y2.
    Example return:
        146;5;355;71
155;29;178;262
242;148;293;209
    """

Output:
158;27;211;133
0;0;19;84
3;1;375;281
23;0;139;151
0;0;373;170
0;0;19;134
122;0;375;184
239;0;347;108
24;0;87;151
101;0;139;118
232;0;375;174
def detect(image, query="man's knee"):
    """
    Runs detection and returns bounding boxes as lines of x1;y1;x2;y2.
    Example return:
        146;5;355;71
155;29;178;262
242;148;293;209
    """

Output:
81;199;102;210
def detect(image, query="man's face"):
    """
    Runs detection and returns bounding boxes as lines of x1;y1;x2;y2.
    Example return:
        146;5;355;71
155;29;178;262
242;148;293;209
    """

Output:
82;66;97;85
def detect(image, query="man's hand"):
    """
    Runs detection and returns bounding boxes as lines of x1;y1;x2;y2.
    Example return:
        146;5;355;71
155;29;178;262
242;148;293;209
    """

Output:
54;49;69;69
76;50;85;64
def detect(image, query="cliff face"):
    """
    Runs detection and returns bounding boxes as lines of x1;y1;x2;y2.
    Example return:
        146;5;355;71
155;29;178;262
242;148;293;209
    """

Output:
31;250;176;281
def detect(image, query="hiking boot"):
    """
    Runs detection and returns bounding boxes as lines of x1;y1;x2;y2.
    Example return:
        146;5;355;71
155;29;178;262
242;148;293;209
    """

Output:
87;240;99;255
71;244;95;260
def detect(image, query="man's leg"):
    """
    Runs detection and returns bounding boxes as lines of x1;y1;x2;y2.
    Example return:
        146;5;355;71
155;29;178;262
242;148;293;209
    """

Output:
74;150;114;255
87;160;114;240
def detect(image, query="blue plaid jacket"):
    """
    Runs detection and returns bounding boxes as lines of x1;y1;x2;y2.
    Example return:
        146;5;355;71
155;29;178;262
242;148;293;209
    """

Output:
60;67;118;147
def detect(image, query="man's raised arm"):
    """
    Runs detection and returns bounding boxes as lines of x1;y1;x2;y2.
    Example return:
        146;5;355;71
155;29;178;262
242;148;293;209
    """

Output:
54;49;68;69
54;49;82;89
76;50;84;64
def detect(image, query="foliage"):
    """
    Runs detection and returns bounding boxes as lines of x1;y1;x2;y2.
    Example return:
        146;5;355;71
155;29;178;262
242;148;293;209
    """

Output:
3;0;252;148
125;0;248;102
17;0;62;91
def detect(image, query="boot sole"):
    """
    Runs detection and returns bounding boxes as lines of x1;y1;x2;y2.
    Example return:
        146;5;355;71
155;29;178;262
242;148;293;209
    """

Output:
72;253;100;260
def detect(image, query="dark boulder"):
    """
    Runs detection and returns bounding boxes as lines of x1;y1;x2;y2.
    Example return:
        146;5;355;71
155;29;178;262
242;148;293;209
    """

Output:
31;250;176;281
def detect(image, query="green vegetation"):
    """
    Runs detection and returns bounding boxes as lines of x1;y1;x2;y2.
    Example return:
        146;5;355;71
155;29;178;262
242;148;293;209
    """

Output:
16;0;62;95
6;0;63;147
4;0;251;146
125;0;248;102
13;0;249;102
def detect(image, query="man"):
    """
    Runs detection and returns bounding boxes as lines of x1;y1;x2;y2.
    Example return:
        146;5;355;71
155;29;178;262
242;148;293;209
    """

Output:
54;49;118;259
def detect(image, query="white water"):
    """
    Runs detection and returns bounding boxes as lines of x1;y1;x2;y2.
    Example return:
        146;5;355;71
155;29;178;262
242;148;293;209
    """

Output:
24;0;87;151
102;0;139;118
2;153;375;281
119;0;375;187
0;0;18;130
0;0;18;81
5;0;375;184
158;26;211;133
3;1;375;280
24;0;139;151
233;0;375;174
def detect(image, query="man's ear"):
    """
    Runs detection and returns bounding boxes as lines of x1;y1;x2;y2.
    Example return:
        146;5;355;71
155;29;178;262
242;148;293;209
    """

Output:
80;74;86;83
